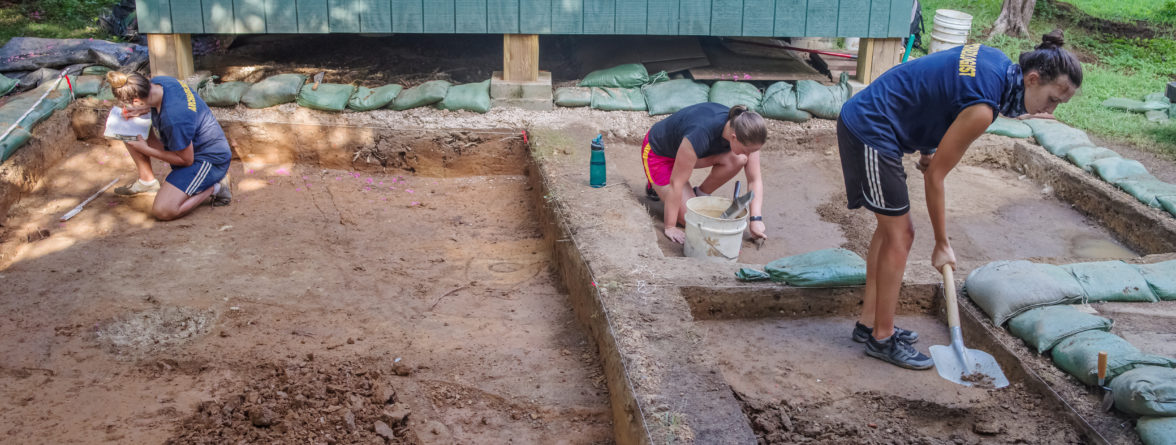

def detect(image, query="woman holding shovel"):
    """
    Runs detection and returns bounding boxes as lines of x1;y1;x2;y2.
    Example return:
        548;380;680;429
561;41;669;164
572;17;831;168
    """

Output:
642;102;768;244
838;30;1082;369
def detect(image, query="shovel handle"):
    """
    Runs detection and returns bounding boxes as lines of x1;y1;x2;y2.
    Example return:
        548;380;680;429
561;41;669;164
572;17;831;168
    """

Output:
942;265;961;329
1097;351;1107;384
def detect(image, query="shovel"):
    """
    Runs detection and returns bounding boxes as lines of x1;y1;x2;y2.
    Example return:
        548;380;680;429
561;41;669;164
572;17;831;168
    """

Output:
1097;351;1114;411
929;265;1010;388
720;181;755;219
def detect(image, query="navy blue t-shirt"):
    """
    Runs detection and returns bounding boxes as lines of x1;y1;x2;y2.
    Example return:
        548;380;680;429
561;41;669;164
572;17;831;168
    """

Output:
840;44;1012;159
648;102;731;159
150;76;232;166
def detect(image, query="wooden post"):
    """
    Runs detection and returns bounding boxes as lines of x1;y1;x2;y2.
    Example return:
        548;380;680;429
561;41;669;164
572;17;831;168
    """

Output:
856;38;904;84
503;34;539;82
147;34;194;79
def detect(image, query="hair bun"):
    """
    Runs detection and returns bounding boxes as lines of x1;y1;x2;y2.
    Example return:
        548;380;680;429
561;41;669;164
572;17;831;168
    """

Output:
1038;29;1065;50
106;71;128;88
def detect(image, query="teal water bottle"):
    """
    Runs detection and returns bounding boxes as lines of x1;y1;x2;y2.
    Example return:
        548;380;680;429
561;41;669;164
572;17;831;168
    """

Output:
590;134;606;188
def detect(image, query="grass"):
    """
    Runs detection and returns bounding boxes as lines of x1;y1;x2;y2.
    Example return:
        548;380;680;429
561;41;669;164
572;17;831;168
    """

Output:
918;0;1176;158
0;0;121;47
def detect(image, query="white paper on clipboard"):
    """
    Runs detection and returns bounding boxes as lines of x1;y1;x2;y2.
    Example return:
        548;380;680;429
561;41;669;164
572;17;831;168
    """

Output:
103;106;152;141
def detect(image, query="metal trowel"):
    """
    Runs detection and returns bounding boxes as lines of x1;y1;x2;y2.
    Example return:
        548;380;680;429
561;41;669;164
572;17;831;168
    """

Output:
720;181;754;219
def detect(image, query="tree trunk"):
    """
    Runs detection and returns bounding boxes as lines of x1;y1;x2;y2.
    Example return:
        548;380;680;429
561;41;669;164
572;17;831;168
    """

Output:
990;0;1037;38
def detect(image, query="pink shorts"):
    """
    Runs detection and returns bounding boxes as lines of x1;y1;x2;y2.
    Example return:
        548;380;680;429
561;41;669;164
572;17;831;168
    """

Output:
642;132;675;187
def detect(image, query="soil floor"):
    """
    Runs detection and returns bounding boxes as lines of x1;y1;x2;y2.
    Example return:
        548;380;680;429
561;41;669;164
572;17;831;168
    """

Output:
0;140;613;444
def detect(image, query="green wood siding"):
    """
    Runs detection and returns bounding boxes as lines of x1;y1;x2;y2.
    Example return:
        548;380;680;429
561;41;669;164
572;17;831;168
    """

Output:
140;0;914;38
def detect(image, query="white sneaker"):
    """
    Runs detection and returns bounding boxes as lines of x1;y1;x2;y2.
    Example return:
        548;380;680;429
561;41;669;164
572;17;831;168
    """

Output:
211;174;231;206
114;179;160;196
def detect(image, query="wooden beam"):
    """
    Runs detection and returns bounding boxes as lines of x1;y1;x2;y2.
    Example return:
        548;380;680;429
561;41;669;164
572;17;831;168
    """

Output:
146;34;194;80
503;34;539;82
856;37;903;84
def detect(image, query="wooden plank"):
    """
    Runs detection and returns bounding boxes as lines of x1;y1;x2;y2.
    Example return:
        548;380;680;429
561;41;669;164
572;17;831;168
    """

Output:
137;0;171;34
147;34;193;79
741;0;775;36
424;0;456;33
266;0;300;33
709;0;742;36
856;37;902;83
888;0;912;37
235;0;268;33
170;1;204;34
583;0;615;34
202;0;234;34
328;0;362;32
551;0;583;34
805;0;837;36
298;0;331;33
773;0;805;36
456;0;488;33
503;34;539;81
867;0;891;38
391;0;424;33
519;0;552;33
646;0;679;35
615;0;647;35
487;0;520;33
678;0;710;35
360;0;393;32
837;0;870;37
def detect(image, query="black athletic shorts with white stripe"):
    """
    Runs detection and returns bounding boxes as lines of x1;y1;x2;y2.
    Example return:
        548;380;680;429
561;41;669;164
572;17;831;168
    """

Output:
837;118;911;217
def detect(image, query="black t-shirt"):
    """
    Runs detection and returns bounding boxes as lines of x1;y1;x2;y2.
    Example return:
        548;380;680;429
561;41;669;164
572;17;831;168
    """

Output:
648;102;731;159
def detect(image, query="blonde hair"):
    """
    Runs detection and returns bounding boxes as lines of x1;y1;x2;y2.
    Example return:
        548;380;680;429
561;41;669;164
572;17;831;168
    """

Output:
727;105;767;145
106;71;151;103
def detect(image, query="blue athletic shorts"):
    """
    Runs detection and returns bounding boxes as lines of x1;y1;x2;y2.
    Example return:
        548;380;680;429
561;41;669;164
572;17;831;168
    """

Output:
837;118;911;217
166;160;228;196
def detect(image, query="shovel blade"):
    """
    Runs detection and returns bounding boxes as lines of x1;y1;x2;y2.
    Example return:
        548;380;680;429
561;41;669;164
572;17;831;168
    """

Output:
929;344;1009;389
720;190;755;219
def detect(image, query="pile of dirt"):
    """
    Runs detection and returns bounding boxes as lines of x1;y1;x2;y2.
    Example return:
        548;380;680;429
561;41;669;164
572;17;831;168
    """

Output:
166;359;418;444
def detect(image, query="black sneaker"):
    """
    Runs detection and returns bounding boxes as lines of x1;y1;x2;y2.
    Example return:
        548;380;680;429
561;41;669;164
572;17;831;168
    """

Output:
853;322;919;344
865;335;934;370
646;182;660;201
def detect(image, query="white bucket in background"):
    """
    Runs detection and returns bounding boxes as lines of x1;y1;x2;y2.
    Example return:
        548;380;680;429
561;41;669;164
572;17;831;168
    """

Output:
930;9;973;53
683;196;748;263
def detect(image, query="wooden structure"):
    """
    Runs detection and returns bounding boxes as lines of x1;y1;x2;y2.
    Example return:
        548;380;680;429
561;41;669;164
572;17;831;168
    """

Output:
137;0;913;83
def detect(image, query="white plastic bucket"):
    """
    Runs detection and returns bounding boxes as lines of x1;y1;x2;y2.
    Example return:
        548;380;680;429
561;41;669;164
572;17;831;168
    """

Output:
683;196;748;263
930;9;973;53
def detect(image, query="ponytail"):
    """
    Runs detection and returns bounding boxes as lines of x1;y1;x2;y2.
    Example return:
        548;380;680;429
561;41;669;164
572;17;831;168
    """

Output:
1019;29;1083;88
727;105;767;145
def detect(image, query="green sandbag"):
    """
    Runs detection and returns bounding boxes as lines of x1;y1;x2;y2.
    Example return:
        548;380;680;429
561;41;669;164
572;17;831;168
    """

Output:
1111;367;1176;416
735;268;771;282
708;81;762;112
642;79;709;116
1135;260;1176;301
1161;196;1176;218
554;87;591;107
1116;177;1176;208
1144;92;1171;109
241;74;307;109
0;87;70;132
1051;330;1176;386
1102;97;1147;112
1063;260;1157;303
436;79;492;113
1091;157;1150;183
296;83;356;112
72;75;104;96
763;248;866;287
795;72;852;120
1024;119;1093;156
0;73;18;96
81;65;112;76
1170;103;1176;119
390;80;450;111
1146;109;1170;123
590;87;646;111
200;81;252;107
347;84;403;111
1137;416;1176;445
0;127;32;162
1007;305;1113;354
579;63;649;88
986;117;1033;138
1065;146;1120;172
96;84;115;101
965;260;1086;326
760;81;811;123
